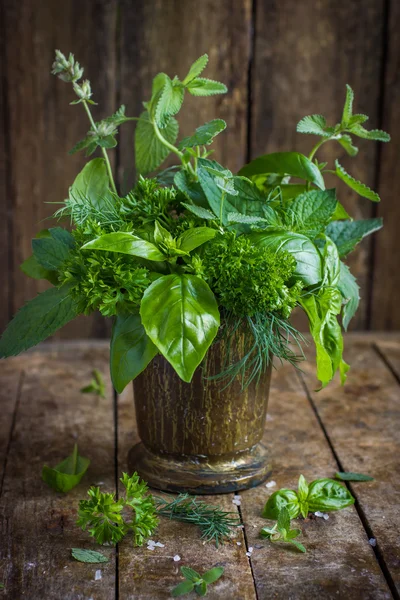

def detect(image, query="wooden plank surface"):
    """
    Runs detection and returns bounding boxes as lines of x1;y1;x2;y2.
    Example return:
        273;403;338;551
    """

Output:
0;344;116;599
301;336;400;597
2;0;117;339
240;359;391;599
371;0;400;329
118;0;252;192
250;0;385;330
0;359;23;490
117;384;257;599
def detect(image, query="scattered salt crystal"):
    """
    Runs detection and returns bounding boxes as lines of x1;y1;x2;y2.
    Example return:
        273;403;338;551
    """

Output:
154;542;165;548
232;494;241;506
246;547;253;557
265;480;276;489
173;555;181;562
315;511;329;520
369;538;377;547
266;414;274;421
95;570;102;581
236;542;241;546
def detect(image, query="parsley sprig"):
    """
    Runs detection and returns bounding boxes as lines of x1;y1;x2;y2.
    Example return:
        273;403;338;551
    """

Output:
77;472;158;546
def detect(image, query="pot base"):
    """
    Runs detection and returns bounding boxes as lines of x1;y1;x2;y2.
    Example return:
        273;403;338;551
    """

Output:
128;442;271;494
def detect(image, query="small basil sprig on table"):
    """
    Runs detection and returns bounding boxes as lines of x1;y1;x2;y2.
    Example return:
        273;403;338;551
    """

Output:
42;444;90;493
80;369;106;398
262;475;354;520
172;566;224;597
260;507;306;553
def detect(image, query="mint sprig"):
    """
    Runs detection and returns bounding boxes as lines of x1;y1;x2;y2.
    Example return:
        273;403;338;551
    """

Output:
172;566;224;597
260;507;306;553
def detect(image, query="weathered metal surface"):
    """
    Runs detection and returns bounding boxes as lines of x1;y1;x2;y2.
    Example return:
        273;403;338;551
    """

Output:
131;341;272;493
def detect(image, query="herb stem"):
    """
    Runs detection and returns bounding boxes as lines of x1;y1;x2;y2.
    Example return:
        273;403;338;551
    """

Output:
82;100;118;195
308;137;329;162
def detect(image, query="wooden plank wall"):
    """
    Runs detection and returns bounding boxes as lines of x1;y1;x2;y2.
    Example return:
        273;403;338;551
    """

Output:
0;0;398;338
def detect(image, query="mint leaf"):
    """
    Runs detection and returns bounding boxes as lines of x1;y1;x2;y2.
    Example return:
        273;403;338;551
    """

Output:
290;540;307;553
80;369;106;398
335;472;374;482
0;285;78;357
202;567;224;584
110;313;157;393
277;507;291;532
155;77;185;128
71;548;108;563
296;114;331;137
135;111;179;175
178;119;226;149
338;262;360;330
337;134;358;157
180;567;202;582
288;189;337;236
181;203;216;220
349;125;390;142
335;160;380;202
341;84;354;125
182;54;209;85
326;219;383;257
187;78;227;97
42;444;90;493
172;580;195;597
20;254;59;285
32;227;74;271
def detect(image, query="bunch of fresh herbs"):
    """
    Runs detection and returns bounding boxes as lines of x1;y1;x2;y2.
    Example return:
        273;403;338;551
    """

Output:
0;50;390;390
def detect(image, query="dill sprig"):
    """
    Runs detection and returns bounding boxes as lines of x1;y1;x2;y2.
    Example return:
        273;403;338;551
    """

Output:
155;493;241;547
207;312;307;391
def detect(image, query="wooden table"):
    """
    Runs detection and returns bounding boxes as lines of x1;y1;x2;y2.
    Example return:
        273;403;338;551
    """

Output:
0;334;399;599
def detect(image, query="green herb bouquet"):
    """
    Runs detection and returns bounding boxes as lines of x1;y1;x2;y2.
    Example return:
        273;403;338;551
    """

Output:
0;51;390;391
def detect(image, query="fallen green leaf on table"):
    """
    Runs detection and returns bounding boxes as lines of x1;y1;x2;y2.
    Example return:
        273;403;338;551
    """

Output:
42;444;90;493
172;565;224;597
71;548;108;563
262;474;354;519
77;472;158;546
260;507;306;553
335;472;374;482
155;493;240;547
80;368;106;398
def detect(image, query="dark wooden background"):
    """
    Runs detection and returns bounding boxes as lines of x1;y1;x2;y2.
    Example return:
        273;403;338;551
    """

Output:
0;0;399;339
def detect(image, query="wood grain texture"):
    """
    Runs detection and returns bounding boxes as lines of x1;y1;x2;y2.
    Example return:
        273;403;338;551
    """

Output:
118;0;252;192
0;344;116;599
0;359;22;489
117;384;257;599
371;0;400;329
251;0;385;330
301;336;400;596
239;359;391;599
2;0;117;338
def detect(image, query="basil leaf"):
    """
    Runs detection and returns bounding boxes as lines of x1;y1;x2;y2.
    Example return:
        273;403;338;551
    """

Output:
297;475;309;502
81;232;165;261
42;444;90;493
140;274;220;382
238;152;325;190
321;236;340;287
338;262;360;331
262;489;300;520
71;548;108;563
325;219;383;257
202;567;224;584
335;472;374;482
172;581;195;597
307;478;355;512
0;285;78;358
69;158;114;209
178;227;217;252
248;231;322;286
110;313;157;393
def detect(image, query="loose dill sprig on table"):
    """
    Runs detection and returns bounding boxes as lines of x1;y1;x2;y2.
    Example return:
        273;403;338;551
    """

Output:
154;493;241;547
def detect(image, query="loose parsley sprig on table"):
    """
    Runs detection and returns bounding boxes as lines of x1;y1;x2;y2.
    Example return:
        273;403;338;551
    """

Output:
155;493;240;547
77;472;158;546
172;566;224;597
260;507;306;553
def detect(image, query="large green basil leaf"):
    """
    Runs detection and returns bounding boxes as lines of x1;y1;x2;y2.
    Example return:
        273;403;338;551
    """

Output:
325;218;383;257
110;314;158;393
0;285;78;358
69;158;114;208
307;479;355;512
140;274;220;382
178;227;217;253
321;236;340;287
32;227;74;271
248;231;322;286
238;152;325;190
338;262;360;331
289;189;337;236
81;232;165;261
262;489;300;520
300;288;349;388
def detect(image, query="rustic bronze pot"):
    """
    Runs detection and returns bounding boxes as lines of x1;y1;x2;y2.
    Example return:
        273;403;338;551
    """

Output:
128;339;272;494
